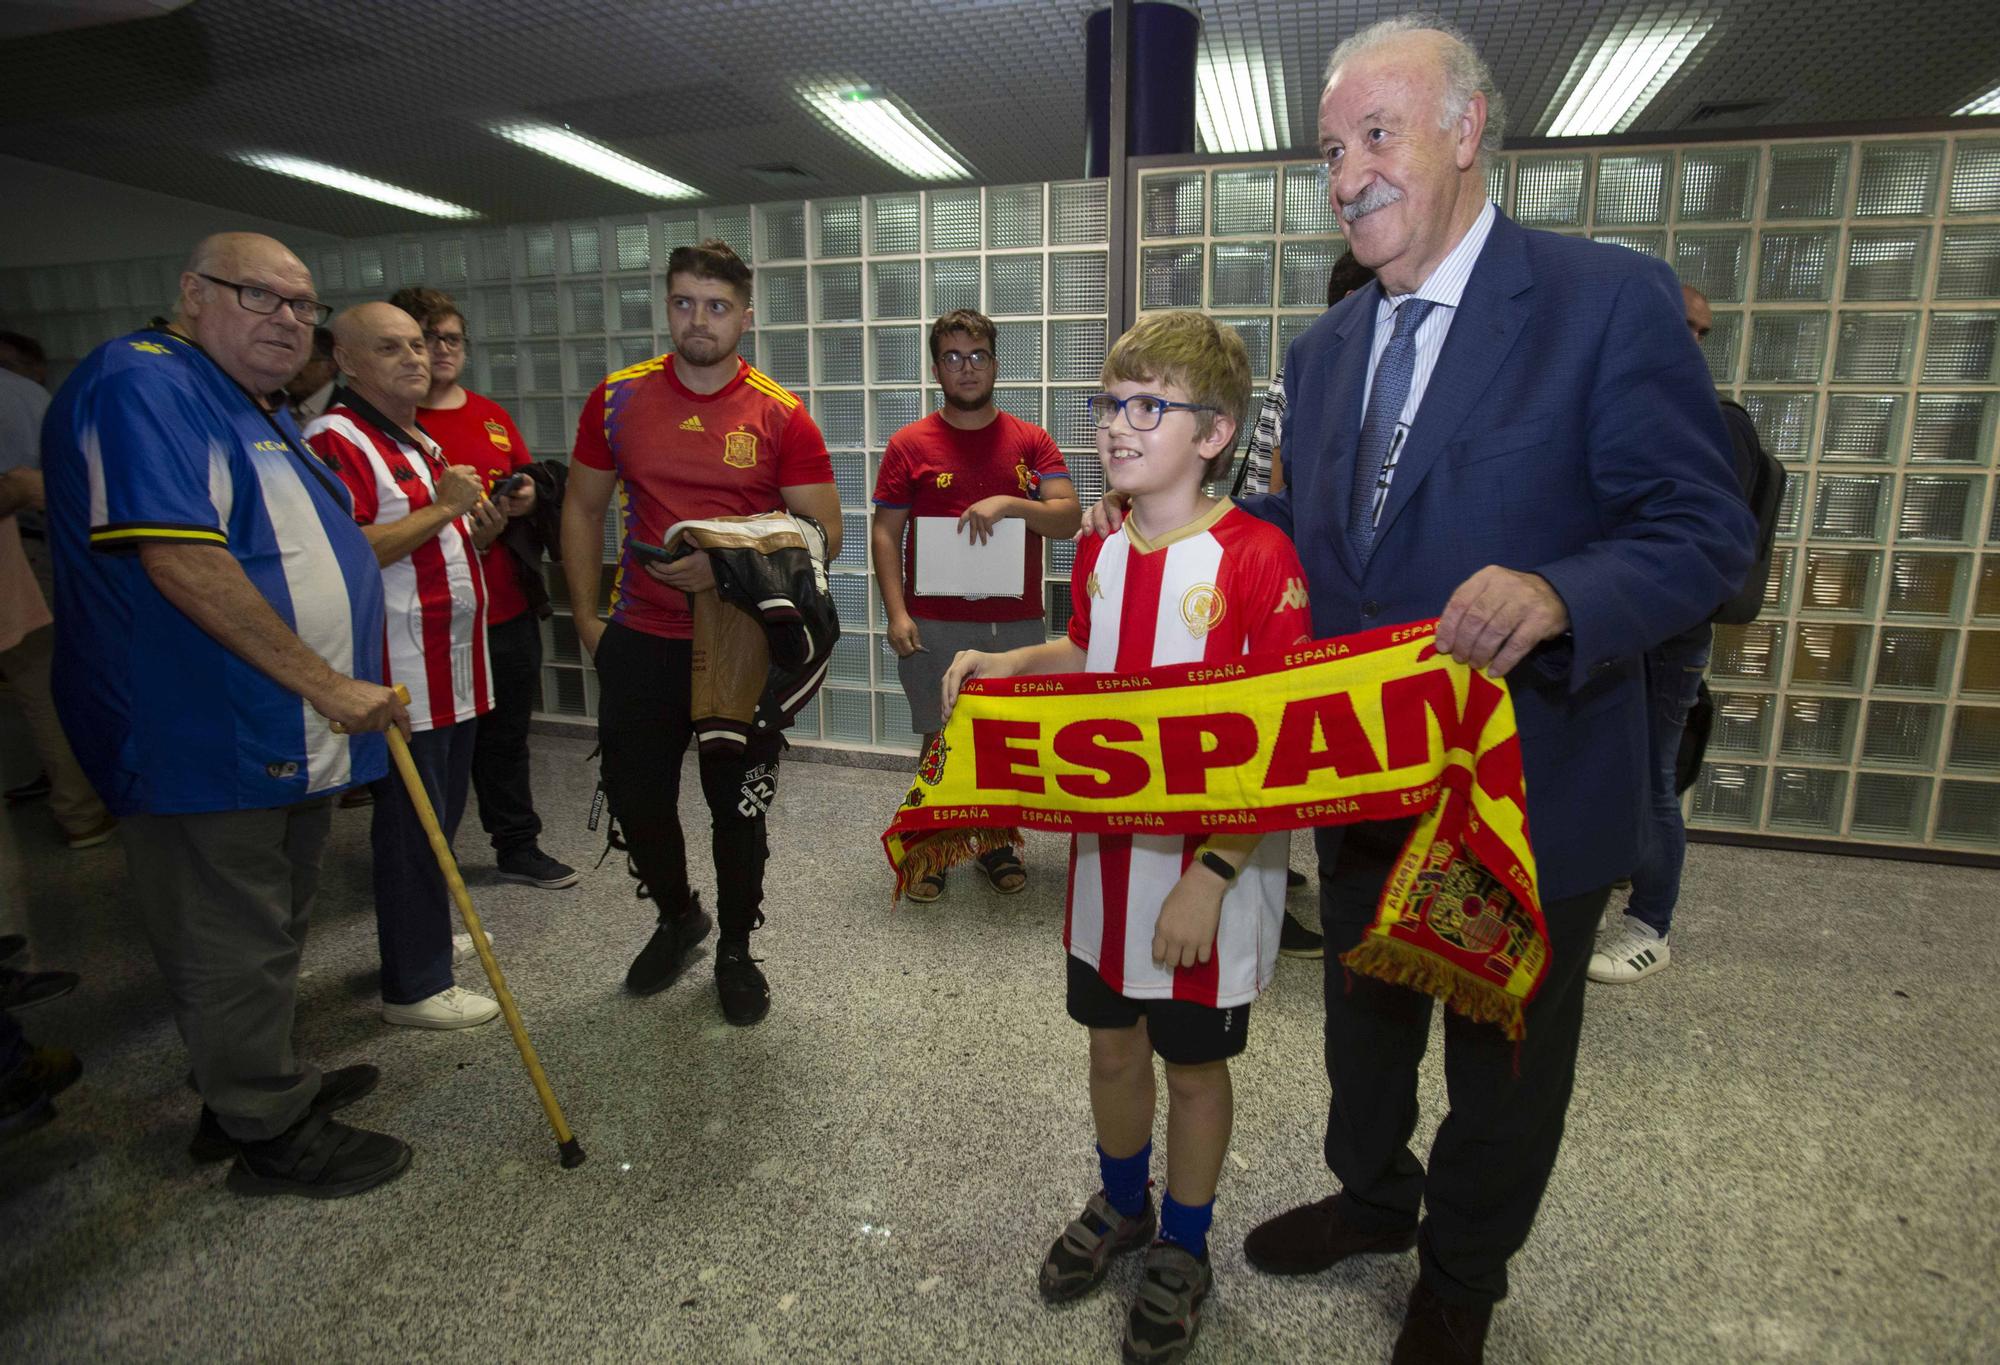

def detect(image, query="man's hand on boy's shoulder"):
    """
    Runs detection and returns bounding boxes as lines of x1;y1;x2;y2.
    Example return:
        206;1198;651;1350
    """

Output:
957;495;1014;545
1153;865;1227;969
1078;491;1128;538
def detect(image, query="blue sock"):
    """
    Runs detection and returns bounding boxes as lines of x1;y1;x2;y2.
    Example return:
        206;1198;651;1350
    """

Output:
1098;1141;1152;1218
1159;1192;1214;1260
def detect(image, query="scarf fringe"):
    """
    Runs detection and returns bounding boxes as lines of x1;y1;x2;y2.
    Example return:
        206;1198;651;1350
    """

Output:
1340;936;1527;1042
891;827;1022;903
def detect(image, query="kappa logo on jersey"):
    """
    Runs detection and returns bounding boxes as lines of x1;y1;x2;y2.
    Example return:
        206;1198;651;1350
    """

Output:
724;429;756;467
935;471;955;489
1180;583;1226;639
1086;570;1102;599
129;340;172;355
1278;577;1309;610
483;419;512;452
737;763;778;817
680;414;705;432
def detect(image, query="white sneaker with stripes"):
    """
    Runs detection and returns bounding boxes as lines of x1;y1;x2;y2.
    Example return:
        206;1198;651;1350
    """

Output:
1588;916;1671;984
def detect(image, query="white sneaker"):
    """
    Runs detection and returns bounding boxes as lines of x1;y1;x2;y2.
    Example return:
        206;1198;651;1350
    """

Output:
383;986;501;1030
452;929;495;963
1588;916;1671;984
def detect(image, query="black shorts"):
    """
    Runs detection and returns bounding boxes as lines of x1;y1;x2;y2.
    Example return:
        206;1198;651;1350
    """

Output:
1065;955;1250;1066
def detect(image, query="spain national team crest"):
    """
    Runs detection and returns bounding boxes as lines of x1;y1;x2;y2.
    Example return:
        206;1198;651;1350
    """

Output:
484;419;513;452
1180;583;1225;638
1015;462;1032;494
724;430;758;468
917;733;951;786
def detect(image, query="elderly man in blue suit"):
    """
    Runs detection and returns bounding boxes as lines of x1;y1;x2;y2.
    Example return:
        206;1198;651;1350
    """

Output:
1090;14;1752;1364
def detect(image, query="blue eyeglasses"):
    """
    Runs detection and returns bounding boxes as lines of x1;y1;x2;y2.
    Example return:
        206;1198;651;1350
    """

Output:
1086;392;1220;431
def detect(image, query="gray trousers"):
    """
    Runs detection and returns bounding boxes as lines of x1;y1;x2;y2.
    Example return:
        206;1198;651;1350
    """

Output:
123;799;331;1141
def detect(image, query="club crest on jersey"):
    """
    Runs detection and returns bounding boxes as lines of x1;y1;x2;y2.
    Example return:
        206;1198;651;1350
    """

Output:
935;471;955;489
724;430;757;468
483;419;512;452
1015;462;1034;494
1278;577;1309;610
1180;583;1225;638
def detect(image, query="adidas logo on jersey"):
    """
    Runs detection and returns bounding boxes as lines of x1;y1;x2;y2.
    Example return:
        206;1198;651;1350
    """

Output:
680;415;705;432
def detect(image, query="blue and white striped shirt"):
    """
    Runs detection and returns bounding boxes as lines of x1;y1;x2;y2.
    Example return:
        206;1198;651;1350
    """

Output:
1359;200;1498;521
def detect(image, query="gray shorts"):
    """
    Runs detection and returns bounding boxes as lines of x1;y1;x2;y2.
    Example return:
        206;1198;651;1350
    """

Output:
895;616;1049;734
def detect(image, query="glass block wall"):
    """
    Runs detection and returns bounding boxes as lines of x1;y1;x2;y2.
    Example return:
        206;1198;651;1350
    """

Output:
1132;134;2000;853
0;182;1111;756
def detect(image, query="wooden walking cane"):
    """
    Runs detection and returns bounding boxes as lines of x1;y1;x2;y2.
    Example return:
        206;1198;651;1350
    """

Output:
383;685;585;1168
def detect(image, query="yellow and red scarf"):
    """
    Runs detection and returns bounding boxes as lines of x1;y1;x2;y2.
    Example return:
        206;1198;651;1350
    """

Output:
881;620;1547;1039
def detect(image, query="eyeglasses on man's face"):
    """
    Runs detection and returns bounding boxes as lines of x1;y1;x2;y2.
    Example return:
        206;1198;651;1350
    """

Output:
938;348;993;372
1086;392;1219;432
198;274;332;326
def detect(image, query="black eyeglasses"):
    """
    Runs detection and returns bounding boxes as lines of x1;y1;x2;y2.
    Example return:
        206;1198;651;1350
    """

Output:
938;349;993;372
423;331;470;352
1087;392;1219;431
198;274;332;326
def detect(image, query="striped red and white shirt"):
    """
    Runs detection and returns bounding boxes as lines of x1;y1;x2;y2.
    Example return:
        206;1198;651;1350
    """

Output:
308;402;492;733
1065;501;1312;1006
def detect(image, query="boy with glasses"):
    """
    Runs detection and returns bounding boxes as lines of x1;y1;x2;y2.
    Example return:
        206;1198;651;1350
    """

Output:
869;309;1077;901
385;286;576;892
940;311;1311;1363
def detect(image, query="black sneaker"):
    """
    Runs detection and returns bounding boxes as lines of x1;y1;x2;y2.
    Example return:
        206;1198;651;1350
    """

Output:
1122;1241;1214;1364
226;1109;411;1200
1279;914;1324;960
1040;1190;1157;1303
714;939;769;1026
0;967;79;1011
4;770;50;804
189;1063;382;1163
625;895;713;995
497;846;581;890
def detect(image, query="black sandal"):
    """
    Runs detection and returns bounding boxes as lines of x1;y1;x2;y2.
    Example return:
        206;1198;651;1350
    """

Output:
905;869;947;903
977;846;1027;895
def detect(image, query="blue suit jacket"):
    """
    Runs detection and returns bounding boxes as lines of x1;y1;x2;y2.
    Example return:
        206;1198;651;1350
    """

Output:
1240;211;1755;900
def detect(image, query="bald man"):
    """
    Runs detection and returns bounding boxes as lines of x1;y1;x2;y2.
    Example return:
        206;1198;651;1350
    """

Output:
306;303;515;1032
43;232;412;1198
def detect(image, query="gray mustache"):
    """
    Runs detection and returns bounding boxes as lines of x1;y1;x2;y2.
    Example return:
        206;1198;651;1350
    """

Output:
1342;182;1404;224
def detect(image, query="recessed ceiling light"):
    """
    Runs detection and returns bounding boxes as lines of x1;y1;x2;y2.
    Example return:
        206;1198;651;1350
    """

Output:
232;152;480;219
1544;11;1716;137
1958;83;2000;115
1196;38;1287;155
488;120;702;199
801;86;972;181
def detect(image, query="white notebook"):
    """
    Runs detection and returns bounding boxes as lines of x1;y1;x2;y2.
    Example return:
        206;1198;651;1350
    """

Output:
913;516;1027;598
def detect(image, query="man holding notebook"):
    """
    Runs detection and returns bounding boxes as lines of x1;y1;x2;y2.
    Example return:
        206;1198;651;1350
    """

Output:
869;308;1078;902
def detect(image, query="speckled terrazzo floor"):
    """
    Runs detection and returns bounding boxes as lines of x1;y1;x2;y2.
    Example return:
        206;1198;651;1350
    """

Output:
1;730;1995;1363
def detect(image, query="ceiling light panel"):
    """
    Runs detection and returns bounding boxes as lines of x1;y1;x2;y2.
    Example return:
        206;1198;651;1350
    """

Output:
1196;36;1287;155
232;153;480;219
1544;11;1717;137
488;119;703;200
801;87;972;181
1958;84;2000;115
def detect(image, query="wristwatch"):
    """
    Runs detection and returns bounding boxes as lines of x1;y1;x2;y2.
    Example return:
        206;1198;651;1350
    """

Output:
1197;849;1239;883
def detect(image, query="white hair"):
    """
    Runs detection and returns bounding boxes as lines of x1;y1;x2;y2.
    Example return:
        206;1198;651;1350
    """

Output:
1324;12;1507;162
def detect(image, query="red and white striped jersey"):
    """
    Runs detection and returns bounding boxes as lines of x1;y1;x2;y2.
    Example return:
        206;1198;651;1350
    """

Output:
1064;500;1312;1007
307;403;492;733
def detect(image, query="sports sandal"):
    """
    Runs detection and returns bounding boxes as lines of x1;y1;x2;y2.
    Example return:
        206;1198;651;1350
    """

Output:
1039;1190;1157;1304
1122;1241;1214;1365
977;846;1027;895
905;870;947;903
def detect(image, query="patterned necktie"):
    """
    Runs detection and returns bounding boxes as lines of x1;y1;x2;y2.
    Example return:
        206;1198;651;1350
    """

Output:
1348;297;1437;566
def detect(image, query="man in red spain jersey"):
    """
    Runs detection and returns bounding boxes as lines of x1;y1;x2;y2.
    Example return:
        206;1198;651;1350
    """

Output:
942;312;1311;1364
560;240;839;1027
307;302;505;1032
388;286;577;893
870;307;1078;902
